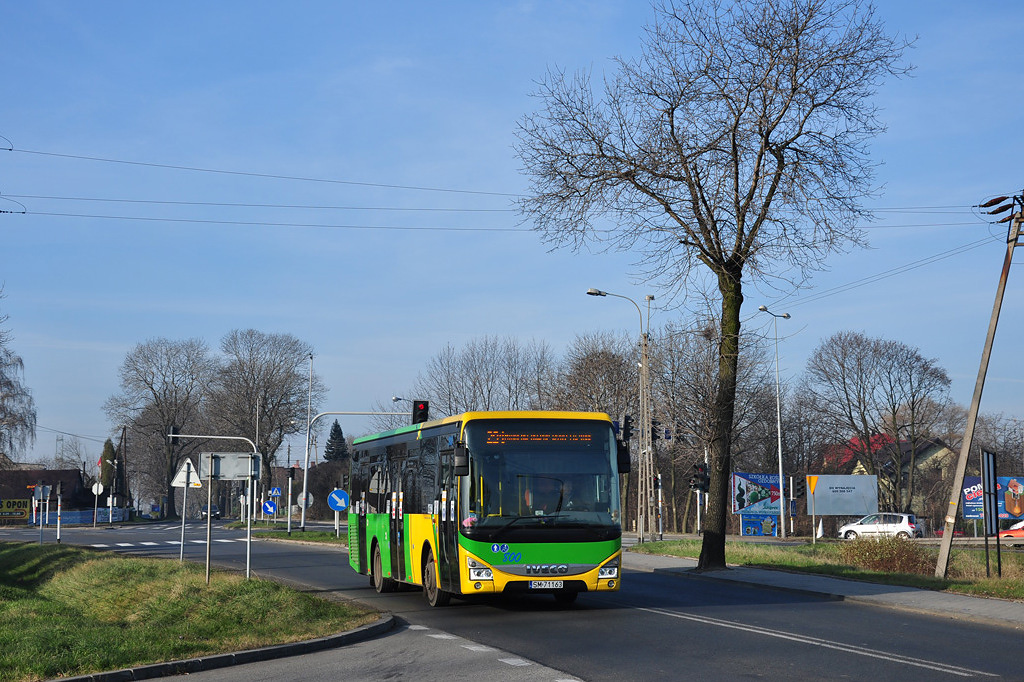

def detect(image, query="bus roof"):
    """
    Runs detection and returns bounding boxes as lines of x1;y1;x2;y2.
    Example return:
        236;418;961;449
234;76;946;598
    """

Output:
352;410;612;446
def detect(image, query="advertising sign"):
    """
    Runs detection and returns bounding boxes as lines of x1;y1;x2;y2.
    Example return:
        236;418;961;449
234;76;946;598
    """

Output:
961;476;1024;520
731;473;780;515
740;513;777;536
805;475;877;516
0;499;30;520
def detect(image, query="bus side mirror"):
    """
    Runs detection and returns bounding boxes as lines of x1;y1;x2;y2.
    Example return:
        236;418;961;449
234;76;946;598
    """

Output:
453;445;469;477
616;439;631;473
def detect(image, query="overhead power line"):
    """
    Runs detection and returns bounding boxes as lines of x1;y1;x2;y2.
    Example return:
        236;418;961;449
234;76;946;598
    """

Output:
787;235;996;308
5;147;519;198
25;211;529;233
4;194;514;212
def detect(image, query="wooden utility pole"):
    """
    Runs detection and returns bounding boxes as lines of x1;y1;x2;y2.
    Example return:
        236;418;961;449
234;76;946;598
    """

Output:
935;193;1023;578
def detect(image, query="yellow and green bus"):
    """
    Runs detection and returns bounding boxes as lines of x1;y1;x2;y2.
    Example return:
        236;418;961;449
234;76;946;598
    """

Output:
348;410;629;606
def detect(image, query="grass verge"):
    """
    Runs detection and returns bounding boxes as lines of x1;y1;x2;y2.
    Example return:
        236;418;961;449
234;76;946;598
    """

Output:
630;538;1024;600
0;542;376;682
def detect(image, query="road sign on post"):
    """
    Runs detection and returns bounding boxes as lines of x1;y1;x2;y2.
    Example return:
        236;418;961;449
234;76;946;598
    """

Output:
297;492;314;509
198;452;261;481
171;459;202;488
327;489;349;512
263;500;277;515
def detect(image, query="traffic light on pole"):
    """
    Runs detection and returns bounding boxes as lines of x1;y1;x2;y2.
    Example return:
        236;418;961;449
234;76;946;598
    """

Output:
689;463;710;493
412;400;430;424
793;476;807;498
620;414;633;441
651;419;661;442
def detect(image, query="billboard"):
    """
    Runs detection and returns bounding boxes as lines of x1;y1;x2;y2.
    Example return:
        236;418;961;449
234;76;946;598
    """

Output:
806;475;877;516
732;473;781;515
961;476;1024;520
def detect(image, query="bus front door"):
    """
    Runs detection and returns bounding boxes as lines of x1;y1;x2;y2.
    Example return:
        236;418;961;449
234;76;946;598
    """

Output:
436;450;460;593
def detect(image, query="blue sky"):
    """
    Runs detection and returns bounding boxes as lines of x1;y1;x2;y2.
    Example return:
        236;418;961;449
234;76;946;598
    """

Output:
3;2;1023;465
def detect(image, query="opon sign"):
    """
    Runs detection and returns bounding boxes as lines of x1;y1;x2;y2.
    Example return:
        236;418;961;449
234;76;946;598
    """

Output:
0;499;30;520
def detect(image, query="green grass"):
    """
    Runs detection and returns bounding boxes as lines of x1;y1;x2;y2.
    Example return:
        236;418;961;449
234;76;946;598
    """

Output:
0;542;376;682
255;529;347;545
223;520;348;545
631;538;1024;600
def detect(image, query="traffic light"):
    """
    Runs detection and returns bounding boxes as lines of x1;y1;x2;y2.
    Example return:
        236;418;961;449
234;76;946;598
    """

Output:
412;400;430;424
620;414;633;441
793;476;807;498
166;425;180;446
651;419;661;442
689;463;710;493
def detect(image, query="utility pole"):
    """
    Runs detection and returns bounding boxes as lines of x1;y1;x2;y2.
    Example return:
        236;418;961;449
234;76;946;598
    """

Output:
936;192;1023;578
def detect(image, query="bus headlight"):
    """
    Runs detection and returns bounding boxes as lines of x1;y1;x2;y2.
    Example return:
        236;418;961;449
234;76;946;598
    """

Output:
467;557;493;581
598;559;619;579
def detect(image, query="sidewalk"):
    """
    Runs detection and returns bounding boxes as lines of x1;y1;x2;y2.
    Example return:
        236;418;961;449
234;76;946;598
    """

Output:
623;550;1024;629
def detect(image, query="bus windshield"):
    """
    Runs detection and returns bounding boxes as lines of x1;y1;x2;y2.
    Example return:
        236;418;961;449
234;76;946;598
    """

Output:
461;418;621;537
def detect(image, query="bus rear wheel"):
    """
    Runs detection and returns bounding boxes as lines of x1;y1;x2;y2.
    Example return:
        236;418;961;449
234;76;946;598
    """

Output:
423;549;451;607
373;543;395;594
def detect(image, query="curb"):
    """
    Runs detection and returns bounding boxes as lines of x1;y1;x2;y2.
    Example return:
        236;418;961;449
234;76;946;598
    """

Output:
54;615;396;682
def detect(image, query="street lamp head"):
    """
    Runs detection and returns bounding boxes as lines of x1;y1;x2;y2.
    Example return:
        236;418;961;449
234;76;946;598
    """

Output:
782;313;791;319
392;396;404;403
758;305;768;312
586;288;606;297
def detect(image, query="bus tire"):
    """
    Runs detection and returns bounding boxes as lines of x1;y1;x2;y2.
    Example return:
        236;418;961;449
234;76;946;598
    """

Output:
373;542;395;594
423;548;451;607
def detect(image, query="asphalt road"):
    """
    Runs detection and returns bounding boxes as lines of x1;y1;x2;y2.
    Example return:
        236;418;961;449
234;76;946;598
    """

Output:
4;521;1019;681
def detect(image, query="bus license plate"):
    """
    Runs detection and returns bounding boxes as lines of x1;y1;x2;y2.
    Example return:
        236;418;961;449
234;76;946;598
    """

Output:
530;580;563;589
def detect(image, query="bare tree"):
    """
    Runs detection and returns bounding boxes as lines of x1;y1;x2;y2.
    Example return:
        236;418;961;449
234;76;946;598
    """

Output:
0;289;36;460
105;337;216;518
651;320;774;531
802;331;951;511
208;329;326;492
554;332;637;415
515;0;908;568
377;336;558;432
876;340;951;511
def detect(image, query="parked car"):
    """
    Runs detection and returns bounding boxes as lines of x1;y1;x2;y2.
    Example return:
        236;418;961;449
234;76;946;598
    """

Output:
838;513;922;539
998;519;1024;540
198;504;221;520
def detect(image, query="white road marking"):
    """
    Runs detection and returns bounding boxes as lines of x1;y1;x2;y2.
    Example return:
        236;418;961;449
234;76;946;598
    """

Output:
639;606;996;678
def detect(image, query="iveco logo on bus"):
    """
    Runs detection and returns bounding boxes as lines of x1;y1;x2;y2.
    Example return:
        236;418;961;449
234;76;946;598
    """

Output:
525;564;569;575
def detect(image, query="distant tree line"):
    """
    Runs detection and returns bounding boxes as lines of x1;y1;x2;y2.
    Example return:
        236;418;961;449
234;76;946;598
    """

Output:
383;328;1022;536
103;330;326;518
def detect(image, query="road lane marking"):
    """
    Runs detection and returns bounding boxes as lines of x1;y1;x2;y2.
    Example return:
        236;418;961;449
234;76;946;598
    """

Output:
638;606;996;678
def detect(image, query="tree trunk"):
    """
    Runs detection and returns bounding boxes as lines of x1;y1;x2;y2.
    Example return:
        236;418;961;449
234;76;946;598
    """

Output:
698;264;743;570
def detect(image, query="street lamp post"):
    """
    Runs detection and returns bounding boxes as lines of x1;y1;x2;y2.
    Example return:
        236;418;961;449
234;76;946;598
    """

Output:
759;305;790;539
300;354;314;530
587;288;655;542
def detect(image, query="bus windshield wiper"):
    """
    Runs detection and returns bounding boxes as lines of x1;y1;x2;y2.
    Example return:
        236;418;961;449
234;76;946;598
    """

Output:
491;514;551;539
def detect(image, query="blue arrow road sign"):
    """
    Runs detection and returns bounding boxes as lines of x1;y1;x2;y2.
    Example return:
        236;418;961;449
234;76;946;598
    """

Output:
269;487;282;497
328;489;349;512
263;500;277;515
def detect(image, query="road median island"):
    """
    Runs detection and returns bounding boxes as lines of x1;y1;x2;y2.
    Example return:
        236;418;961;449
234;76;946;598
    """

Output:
0;541;382;682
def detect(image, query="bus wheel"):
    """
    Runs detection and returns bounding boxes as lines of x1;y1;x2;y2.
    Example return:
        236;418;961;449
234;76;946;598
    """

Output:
554;591;578;605
373;543;395;594
423;549;451;607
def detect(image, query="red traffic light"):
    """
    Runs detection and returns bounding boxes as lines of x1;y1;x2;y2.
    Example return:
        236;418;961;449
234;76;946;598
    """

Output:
412;400;430;424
